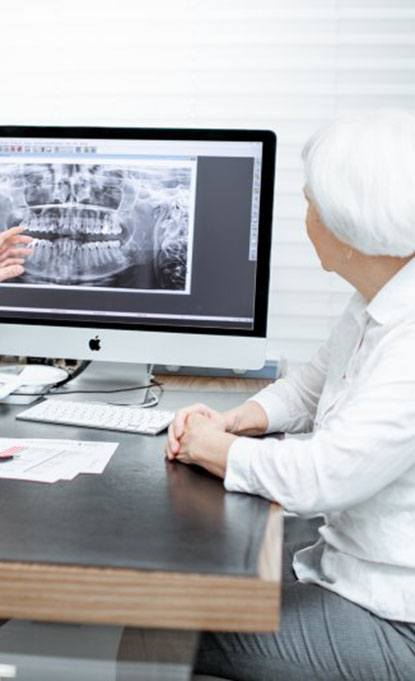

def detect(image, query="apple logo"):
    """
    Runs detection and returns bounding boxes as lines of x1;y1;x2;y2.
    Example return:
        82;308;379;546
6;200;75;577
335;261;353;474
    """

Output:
89;335;101;351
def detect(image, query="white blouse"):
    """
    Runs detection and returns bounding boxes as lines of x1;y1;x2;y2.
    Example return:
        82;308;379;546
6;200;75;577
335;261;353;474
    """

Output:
225;257;415;622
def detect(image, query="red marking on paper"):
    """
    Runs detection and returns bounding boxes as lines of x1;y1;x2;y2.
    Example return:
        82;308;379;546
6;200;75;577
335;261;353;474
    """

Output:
0;445;24;458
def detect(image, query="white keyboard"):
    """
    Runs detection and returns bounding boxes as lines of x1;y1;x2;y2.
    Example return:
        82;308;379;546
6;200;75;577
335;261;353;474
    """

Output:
16;398;174;435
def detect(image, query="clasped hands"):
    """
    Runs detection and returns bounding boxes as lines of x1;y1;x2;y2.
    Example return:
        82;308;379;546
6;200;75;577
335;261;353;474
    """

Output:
165;403;237;479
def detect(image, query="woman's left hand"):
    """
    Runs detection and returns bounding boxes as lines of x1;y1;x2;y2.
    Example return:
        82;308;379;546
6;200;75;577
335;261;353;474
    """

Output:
169;412;237;479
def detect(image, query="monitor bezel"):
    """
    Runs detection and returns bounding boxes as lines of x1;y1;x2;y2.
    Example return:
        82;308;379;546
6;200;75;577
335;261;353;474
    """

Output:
0;125;276;339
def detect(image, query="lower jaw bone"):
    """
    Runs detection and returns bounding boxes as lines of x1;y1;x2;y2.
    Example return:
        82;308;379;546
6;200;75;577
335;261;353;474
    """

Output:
24;238;129;283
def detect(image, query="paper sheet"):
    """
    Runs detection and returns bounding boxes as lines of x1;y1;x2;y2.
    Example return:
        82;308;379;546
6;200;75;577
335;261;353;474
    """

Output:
0;438;118;483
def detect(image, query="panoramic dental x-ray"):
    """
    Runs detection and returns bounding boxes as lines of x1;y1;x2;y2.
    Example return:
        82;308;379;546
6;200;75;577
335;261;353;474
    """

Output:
0;161;194;291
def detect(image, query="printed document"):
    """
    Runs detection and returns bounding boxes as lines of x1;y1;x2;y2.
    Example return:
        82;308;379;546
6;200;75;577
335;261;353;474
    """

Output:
0;438;118;483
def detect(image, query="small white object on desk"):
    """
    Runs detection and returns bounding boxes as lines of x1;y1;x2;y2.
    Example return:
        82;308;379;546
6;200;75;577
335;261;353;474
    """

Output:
0;364;68;404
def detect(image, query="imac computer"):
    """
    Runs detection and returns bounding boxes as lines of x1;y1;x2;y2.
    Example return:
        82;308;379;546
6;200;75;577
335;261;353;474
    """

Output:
0;126;276;399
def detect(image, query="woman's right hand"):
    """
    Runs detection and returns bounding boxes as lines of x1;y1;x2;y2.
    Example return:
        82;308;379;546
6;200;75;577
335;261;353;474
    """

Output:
166;402;227;460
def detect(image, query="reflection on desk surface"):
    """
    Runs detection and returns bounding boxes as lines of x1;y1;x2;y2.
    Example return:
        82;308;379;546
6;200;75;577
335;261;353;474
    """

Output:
0;619;198;681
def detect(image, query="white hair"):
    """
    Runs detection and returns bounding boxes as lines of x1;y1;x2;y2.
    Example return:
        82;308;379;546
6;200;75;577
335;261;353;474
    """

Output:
302;109;415;256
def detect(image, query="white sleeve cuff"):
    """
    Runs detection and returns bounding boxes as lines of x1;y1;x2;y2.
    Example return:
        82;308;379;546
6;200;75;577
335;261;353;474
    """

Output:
249;387;292;434
224;436;257;494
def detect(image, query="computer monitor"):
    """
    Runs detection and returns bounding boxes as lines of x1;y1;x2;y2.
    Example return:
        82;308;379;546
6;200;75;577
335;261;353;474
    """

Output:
0;126;276;386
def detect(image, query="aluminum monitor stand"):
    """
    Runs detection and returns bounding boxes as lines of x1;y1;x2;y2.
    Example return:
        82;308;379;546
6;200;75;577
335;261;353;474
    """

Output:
52;361;152;405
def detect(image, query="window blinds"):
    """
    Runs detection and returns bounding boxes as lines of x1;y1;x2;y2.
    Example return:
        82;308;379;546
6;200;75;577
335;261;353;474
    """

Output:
0;0;413;364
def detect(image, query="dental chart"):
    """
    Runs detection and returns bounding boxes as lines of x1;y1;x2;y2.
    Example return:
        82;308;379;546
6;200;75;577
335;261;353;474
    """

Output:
0;438;118;483
0;158;196;291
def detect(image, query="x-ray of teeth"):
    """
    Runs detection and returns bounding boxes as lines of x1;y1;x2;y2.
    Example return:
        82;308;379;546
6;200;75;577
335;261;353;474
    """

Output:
0;162;195;290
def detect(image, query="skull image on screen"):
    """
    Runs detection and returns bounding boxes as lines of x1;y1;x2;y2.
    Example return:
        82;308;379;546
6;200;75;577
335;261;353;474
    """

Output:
0;162;193;290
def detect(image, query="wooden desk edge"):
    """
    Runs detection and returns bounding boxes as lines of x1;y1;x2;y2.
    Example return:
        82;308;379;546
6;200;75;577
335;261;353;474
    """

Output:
258;503;283;583
0;505;282;632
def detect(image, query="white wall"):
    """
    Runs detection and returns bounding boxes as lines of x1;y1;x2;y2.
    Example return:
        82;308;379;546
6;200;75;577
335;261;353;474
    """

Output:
0;0;414;365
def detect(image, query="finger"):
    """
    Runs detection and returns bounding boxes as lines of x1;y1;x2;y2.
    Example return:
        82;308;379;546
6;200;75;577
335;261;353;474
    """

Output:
173;404;202;439
174;403;211;439
175;453;190;465
166;437;182;460
4;240;34;251
166;448;178;461
0;226;27;238
0;229;33;242
0;257;25;268
0;247;32;259
187;411;208;427
8;234;34;244
0;264;24;282
0;226;27;245
173;411;188;441
170;403;214;450
193;402;212;414
0;247;32;260
167;423;181;455
0;236;34;253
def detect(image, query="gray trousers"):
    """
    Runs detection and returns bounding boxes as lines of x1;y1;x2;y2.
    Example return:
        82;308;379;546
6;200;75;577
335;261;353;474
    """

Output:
194;516;415;681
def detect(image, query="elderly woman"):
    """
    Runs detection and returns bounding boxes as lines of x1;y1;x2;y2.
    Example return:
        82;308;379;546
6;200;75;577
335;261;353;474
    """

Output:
166;110;415;680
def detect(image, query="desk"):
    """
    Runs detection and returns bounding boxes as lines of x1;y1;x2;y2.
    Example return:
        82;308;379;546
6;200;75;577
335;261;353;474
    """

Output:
0;379;282;679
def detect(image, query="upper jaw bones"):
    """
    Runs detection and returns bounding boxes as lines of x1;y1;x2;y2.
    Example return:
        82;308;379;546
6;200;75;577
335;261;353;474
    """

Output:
24;206;124;242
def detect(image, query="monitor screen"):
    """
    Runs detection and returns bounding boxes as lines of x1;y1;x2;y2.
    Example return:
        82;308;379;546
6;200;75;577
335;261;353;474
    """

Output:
0;127;275;340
